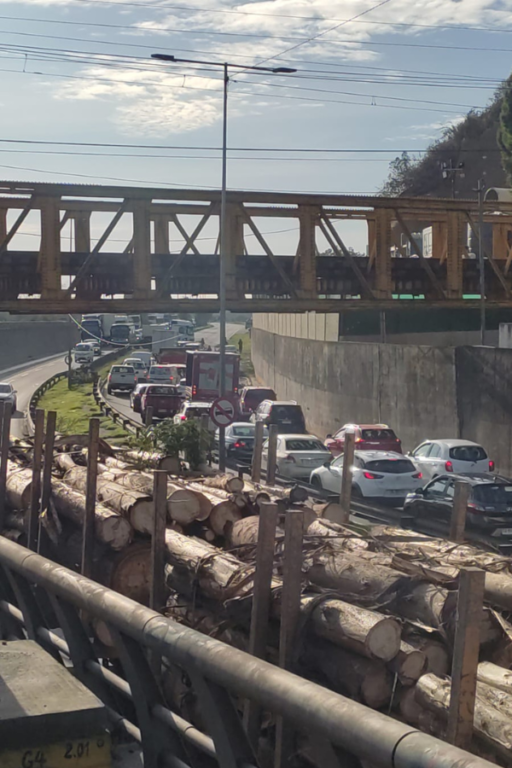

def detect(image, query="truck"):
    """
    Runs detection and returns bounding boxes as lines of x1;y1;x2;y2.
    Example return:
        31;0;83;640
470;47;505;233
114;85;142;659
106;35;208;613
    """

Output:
186;351;240;402
110;322;135;345
156;347;187;365
151;326;181;355
80;315;102;342
140;385;183;423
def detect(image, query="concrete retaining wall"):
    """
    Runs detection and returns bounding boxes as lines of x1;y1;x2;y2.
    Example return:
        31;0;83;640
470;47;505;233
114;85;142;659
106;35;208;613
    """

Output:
0;322;78;371
252;328;512;476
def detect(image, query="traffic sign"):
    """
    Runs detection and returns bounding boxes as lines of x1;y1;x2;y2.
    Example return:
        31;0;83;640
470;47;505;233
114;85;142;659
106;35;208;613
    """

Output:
210;397;236;428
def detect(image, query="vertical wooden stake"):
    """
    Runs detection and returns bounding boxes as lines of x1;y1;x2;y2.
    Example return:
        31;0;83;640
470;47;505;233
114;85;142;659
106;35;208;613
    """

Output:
266;424;279;486
81;417;100;578
339;430;355;523
447;567;485;748
275;509;304;768
244;501;278;747
200;413;210;465
67;347;72;390
150;470;168;613
450;480;470;543
0;401;11;532
39;410;57;553
27;409;45;551
251;420;264;483
145;405;154;427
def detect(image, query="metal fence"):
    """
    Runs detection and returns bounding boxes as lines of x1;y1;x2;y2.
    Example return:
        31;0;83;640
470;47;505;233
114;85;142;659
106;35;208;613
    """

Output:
0;536;493;768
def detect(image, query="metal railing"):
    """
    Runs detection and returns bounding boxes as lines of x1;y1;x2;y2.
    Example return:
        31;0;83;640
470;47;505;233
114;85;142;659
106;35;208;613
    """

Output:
0;536;493;768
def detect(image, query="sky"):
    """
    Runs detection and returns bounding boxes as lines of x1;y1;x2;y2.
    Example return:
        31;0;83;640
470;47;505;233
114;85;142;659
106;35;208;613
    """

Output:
1;0;512;254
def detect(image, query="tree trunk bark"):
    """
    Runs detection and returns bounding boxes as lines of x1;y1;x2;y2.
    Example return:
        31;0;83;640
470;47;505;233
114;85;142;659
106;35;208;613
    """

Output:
201;474;244;493
51;480;133;550
301;639;392;709
415;673;512;761
478;662;512;695
55;453;77;473
301;594;401;662
6;462;33;511
63;467;154;536
209;501;243;536
388;642;427;684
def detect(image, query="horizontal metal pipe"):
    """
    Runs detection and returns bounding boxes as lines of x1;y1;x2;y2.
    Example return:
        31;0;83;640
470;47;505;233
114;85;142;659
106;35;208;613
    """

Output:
152;705;216;760
0;538;494;768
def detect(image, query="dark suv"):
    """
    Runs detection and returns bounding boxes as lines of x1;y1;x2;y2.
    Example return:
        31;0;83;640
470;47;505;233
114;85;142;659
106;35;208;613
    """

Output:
252;400;306;434
404;472;512;536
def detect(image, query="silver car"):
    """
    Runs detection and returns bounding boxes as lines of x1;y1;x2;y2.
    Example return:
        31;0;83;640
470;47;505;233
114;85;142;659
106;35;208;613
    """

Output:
0;382;17;414
408;439;494;482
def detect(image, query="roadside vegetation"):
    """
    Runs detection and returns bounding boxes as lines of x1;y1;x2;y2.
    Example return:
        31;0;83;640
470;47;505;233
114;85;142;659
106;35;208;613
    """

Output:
37;350;131;443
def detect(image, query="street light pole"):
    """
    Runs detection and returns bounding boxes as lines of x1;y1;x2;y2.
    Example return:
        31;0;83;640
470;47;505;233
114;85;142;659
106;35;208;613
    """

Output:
151;53;296;470
477;179;486;346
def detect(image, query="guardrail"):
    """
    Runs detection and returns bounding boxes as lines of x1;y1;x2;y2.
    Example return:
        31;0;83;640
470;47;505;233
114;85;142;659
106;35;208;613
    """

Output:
0;536;493;768
93;379;143;437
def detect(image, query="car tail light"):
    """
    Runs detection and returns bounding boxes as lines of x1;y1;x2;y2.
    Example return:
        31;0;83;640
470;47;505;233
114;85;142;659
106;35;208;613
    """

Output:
363;471;383;480
181;415;186;420
355;437;362;443
285;454;296;463
412;472;423;479
108;374;111;381
445;460;454;472
489;460;495;472
192;385;197;395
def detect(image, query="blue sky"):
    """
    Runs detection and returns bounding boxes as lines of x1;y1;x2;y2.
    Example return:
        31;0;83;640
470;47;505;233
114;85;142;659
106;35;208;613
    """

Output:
0;0;511;252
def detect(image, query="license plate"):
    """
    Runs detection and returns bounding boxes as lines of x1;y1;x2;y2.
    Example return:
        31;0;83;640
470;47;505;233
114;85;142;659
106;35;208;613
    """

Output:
387;489;406;495
2;734;111;767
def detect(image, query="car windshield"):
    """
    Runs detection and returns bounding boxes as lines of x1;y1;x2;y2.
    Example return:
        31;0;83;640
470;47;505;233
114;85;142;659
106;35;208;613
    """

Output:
271;405;303;420
365;459;416;474
232;426;255;437
245;389;276;407
361;429;397;440
449;445;487;461
0;384;11;393
285;439;326;451
147;386;175;395
187;407;209;417
112;366;133;373
473;484;512;505
76;344;89;351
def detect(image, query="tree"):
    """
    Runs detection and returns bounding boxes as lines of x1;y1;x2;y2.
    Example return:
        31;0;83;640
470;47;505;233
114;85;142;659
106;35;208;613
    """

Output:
498;75;512;185
380;152;415;196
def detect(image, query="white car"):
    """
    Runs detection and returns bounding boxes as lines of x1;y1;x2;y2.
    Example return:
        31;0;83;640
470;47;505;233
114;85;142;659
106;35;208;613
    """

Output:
261;433;329;480
148;365;175;384
310;450;423;505
124;357;148;382
73;343;94;364
174;401;214;429
408;439;494;482
107;365;137;394
0;382;17;414
83;340;101;356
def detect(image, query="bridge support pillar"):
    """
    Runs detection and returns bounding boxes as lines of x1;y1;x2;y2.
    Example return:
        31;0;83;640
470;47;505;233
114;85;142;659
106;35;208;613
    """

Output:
153;215;170;254
373;209;392;298
225;204;244;299
133;201;152;299
446;212;465;298
74;212;91;252
297;205;317;298
38;196;62;299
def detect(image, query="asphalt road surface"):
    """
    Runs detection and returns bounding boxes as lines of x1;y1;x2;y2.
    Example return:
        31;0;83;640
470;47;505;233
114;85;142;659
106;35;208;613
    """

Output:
0;353;69;439
105;322;245;425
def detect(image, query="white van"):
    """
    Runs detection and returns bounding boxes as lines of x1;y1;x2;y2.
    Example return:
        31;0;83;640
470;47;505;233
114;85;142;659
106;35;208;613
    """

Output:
74;343;94;364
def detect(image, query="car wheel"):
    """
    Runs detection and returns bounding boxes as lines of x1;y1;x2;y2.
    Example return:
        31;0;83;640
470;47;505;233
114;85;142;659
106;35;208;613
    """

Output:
12;401;16;414
352;485;363;498
107;385;112;395
311;475;323;490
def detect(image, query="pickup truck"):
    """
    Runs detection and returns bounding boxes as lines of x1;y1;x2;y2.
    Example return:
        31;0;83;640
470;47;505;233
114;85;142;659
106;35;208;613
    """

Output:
140;385;183;423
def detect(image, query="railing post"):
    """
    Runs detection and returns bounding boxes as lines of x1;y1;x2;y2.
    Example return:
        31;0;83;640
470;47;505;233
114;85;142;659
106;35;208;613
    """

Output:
266;424;278;486
244;501;278;746
275;509;304;768
339;430;355;523
251;420;264;483
447;567;485;747
39;410;57;553
27;409;44;551
150;471;167;613
0;401;11;532
145;405;154;427
450;480;470;543
82;417;100;578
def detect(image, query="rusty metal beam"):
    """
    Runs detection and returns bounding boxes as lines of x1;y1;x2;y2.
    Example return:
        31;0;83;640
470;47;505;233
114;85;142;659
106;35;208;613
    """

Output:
170;214;201;256
465;212;510;297
319;216;375;300
394;210;445;299
0;195;34;260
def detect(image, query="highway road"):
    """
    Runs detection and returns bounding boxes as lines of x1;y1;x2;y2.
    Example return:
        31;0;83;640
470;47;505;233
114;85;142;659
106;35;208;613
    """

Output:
0;354;69;439
105;322;245;425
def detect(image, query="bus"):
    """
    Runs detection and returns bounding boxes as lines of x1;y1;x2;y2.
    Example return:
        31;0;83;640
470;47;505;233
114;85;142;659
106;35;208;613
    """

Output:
171;319;195;342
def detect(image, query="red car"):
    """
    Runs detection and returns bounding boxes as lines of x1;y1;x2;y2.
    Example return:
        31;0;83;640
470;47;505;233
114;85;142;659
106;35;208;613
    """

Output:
325;423;402;456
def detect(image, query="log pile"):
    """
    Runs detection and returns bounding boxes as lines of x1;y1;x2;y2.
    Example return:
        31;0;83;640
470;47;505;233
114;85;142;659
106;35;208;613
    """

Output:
6;444;512;765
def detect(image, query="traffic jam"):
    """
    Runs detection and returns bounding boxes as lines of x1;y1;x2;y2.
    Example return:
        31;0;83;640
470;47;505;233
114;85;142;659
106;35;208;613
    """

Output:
102;344;512;543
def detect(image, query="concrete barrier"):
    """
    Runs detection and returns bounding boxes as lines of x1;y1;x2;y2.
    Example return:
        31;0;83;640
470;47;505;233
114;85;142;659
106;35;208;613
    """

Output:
0;321;78;371
252;328;512;477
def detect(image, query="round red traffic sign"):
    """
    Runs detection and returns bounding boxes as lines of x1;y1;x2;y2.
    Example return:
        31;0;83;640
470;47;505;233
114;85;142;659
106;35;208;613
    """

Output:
210;396;236;428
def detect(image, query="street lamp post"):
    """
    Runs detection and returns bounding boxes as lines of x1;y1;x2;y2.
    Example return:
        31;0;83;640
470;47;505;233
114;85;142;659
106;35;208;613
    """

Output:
152;54;296;470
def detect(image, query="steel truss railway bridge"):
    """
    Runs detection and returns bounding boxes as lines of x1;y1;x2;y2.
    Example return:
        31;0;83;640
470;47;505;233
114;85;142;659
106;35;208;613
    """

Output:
2;180;512;314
